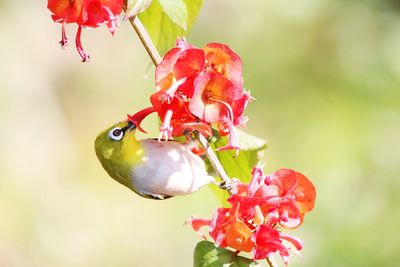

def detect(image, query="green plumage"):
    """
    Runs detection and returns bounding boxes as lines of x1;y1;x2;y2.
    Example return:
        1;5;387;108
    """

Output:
94;120;143;191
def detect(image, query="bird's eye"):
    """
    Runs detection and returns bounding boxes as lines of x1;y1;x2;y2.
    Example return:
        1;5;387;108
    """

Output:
108;127;124;141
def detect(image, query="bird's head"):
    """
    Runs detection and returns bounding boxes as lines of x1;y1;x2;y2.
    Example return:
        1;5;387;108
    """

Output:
94;120;144;189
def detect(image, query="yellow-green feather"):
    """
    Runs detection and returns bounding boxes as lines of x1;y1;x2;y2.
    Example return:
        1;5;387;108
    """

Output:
94;120;145;192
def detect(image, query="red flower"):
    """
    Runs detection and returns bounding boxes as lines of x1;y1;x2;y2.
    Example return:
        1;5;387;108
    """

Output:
263;169;316;228
189;72;236;123
80;0;121;33
150;39;208;140
48;0;123;61
155;39;205;93
209;204;254;252
48;0;83;23
203;43;243;89
188;71;251;150
231;167;316;228
129;39;251;150
253;225;303;264
188;165;315;264
189;203;255;253
225;221;254;252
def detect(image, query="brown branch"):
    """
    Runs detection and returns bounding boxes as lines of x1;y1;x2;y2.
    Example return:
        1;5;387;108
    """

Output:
127;16;162;65
266;256;279;267
193;131;237;195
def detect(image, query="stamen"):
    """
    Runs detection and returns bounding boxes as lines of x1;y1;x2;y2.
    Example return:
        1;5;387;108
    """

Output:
265;211;280;227
75;26;90;62
186;216;211;240
59;23;68;48
161;77;187;104
101;5;119;35
280;210;289;222
248;165;264;197
176;37;189;49
209;97;234;122
159;109;173;141
280;233;304;251
253;205;264;225
216;122;239;155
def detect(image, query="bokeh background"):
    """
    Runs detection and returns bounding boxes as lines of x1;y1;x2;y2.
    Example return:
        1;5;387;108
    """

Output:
1;0;400;266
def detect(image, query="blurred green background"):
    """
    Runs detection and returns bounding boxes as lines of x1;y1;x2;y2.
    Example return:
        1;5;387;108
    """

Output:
1;0;400;266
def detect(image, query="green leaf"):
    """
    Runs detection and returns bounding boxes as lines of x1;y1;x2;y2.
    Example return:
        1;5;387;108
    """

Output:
158;0;188;30
193;241;260;267
125;0;153;18
208;130;267;205
138;0;203;55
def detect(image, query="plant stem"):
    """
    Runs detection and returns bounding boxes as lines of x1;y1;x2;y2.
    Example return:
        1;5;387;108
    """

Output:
266;256;278;267
128;16;236;195
128;16;162;65
193;131;237;195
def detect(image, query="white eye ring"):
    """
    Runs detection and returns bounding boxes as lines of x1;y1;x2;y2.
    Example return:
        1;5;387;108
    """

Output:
108;127;124;141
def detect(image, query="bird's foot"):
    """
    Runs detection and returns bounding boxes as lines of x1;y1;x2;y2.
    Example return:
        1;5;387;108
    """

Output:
141;191;172;200
217;178;239;195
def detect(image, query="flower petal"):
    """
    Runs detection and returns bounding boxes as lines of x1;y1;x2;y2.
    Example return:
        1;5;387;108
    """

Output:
225;221;254;252
173;48;205;81
189;73;235;123
75;26;90;62
203;42;243;89
187;216;211;239
48;0;83;23
293;171;316;214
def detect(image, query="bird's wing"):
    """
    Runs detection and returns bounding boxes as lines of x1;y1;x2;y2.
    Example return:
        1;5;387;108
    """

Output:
131;139;215;196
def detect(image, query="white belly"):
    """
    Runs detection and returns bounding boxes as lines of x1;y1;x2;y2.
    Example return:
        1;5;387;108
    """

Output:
131;140;215;197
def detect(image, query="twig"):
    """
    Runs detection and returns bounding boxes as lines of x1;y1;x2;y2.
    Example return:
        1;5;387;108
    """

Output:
127;16;237;195
193;131;237;195
127;16;162;65
266;256;278;267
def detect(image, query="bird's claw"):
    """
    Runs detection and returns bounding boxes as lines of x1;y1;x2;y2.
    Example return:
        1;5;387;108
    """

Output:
219;178;239;195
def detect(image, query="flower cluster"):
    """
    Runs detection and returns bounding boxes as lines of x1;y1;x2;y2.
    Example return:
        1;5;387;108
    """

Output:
48;0;123;62
188;165;316;264
128;39;252;151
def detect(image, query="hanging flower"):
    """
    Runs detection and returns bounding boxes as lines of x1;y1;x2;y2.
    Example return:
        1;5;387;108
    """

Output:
48;0;123;62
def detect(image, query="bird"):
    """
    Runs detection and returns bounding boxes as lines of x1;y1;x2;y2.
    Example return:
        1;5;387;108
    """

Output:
94;120;215;200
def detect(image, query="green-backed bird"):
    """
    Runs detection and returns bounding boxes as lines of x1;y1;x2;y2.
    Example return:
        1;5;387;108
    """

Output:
94;120;215;200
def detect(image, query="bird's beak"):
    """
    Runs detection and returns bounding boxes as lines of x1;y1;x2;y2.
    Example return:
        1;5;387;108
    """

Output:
122;121;137;132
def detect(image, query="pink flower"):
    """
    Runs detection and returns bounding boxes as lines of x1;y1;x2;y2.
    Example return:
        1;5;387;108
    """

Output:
253;225;303;265
188;165;315;264
129;39;251;150
262;169;316;228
